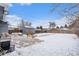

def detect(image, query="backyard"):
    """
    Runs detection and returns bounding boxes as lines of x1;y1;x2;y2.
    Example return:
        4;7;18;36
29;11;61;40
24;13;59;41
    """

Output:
5;33;79;56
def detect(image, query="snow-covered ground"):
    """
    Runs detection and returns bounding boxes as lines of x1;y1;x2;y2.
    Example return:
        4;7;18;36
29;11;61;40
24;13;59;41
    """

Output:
5;33;79;56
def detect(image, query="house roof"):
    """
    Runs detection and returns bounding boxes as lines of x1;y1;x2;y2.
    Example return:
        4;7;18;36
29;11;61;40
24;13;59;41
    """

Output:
0;20;7;24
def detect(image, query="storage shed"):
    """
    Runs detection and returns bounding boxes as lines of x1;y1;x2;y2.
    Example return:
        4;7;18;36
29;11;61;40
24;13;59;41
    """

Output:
22;26;35;34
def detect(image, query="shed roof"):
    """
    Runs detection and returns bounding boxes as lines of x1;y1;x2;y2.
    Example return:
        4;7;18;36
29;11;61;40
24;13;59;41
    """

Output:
24;26;34;28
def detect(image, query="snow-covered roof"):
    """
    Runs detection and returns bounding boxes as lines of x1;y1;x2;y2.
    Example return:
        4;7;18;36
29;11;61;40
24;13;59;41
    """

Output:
0;39;10;42
35;29;41;31
8;27;14;30
24;26;34;28
8;26;18;30
61;28;69;30
0;20;7;24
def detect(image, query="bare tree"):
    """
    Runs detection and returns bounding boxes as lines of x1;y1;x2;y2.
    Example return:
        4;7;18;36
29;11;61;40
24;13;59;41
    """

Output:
36;26;40;29
18;20;25;29
40;26;43;30
56;26;59;29
18;20;32;29
60;26;63;28
65;24;68;28
49;22;56;29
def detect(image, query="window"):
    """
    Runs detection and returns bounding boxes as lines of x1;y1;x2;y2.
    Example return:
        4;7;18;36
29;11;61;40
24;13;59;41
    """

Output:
0;6;4;20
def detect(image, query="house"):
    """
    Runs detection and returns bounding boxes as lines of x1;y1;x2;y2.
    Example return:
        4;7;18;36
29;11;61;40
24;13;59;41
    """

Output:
8;25;22;34
0;4;11;54
0;3;8;34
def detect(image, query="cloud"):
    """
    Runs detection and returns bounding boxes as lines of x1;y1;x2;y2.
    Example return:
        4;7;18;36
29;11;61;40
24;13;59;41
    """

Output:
4;15;74;28
8;3;13;7
5;15;22;27
20;3;32;6
31;16;74;28
32;19;50;28
8;3;32;8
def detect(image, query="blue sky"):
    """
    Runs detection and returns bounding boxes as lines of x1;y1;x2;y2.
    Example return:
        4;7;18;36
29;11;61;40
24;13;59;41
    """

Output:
8;3;52;20
8;3;78;27
8;3;77;21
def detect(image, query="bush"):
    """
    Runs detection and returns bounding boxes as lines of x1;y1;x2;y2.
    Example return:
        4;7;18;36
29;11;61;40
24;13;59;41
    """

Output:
74;29;79;37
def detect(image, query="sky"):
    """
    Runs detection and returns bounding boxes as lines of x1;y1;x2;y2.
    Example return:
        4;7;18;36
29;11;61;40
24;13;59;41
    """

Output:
7;3;78;28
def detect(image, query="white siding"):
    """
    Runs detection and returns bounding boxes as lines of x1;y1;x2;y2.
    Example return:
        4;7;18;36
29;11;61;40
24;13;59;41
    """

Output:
0;23;8;33
22;27;35;34
0;3;8;33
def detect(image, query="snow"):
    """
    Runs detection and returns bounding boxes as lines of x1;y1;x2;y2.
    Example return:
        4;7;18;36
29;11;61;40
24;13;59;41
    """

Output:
24;26;34;28
5;33;79;56
61;28;69;30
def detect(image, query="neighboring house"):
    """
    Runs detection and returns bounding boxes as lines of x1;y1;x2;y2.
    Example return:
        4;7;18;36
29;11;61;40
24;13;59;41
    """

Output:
0;3;8;33
0;4;11;53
